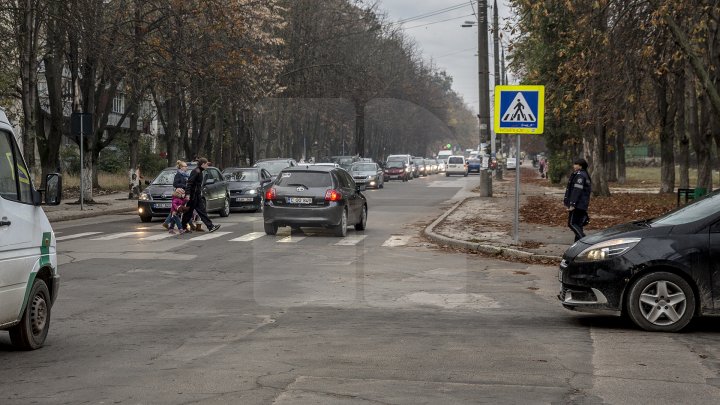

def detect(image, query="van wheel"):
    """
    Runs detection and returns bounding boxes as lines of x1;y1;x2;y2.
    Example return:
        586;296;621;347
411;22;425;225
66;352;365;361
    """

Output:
264;222;278;235
334;209;348;237
9;279;51;350
140;214;152;223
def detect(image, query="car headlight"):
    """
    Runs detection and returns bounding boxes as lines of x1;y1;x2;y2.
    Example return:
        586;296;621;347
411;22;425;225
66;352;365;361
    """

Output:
139;192;151;201
575;238;641;262
247;189;257;195
367;175;375;180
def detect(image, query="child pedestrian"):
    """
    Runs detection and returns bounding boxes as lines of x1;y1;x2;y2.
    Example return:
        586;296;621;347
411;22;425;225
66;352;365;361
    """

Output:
168;188;188;234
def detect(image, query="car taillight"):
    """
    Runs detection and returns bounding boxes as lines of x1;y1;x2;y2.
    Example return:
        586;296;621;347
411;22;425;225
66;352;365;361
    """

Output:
325;189;341;201
265;187;276;200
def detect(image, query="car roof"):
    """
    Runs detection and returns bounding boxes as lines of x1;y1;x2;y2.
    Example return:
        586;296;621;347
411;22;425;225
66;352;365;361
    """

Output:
283;165;335;172
223;167;260;171
256;158;295;162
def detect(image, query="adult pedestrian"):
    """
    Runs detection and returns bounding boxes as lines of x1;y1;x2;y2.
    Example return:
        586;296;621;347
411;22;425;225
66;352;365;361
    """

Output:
181;157;220;233
563;158;591;242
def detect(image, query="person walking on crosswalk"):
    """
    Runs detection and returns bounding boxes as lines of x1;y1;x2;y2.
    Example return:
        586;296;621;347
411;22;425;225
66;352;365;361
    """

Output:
181;158;220;233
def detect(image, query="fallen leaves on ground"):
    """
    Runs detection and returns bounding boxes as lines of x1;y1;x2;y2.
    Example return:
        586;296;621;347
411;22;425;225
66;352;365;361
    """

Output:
521;193;677;230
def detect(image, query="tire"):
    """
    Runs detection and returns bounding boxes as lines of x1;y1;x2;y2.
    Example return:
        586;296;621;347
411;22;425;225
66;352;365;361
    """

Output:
334;209;348;237
626;272;695;332
140;214;152;223
264;222;278;235
402;176;408;182
445;173;450;177
219;196;230;217
9;279;51;350
355;205;367;231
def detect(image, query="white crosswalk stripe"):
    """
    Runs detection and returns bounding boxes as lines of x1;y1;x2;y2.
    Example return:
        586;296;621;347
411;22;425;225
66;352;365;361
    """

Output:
277;236;306;243
188;231;232;241
91;232;144;241
334;235;367;246
142;233;179;241
230;232;266;242
381;235;412;247
57;232;102;241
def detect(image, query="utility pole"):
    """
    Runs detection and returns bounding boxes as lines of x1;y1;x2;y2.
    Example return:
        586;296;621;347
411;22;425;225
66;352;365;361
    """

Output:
492;0;503;180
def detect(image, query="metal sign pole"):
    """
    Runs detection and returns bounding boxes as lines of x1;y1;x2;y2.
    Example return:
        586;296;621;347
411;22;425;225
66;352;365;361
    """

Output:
514;134;520;244
80;115;84;211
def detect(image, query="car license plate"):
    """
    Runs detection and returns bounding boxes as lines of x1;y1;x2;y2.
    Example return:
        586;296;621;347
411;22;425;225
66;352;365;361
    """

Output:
153;203;171;209
287;197;312;204
237;197;254;202
389;175;399;179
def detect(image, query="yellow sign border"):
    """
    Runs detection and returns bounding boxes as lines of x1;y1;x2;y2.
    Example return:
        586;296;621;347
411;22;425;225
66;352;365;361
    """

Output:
494;85;545;134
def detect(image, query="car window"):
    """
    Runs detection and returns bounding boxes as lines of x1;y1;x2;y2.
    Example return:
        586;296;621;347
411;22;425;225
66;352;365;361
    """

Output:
151;169;176;185
261;170;271;180
352;163;376;171
652;191;720;226
339;170;355;188
256;161;291;176
0;130;19;201
448;157;464;164
386;161;404;168
276;171;332;188
224;169;259;182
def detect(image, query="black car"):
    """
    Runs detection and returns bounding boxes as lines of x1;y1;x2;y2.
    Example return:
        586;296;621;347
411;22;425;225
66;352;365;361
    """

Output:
253;158;298;180
262;166;367;237
559;190;720;332
138;166;230;222
223;167;274;212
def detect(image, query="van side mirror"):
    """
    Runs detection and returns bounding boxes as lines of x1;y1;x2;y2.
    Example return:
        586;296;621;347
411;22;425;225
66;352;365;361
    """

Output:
44;173;62;206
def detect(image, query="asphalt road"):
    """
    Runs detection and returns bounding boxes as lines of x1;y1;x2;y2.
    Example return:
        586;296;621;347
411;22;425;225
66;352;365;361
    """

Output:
2;174;720;404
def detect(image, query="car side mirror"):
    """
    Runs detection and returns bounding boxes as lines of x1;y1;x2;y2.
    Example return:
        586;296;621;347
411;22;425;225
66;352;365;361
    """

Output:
42;173;62;206
205;178;216;185
356;184;366;192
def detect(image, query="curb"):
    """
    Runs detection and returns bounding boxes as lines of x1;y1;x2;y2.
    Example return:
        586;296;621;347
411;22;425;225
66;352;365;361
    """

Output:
47;207;136;223
424;197;563;262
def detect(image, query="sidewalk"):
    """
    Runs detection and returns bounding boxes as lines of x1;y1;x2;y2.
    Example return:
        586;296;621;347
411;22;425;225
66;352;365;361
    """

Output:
425;168;572;262
43;192;137;223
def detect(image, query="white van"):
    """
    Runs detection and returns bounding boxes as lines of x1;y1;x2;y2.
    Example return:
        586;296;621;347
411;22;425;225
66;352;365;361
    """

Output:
0;109;62;350
445;155;468;177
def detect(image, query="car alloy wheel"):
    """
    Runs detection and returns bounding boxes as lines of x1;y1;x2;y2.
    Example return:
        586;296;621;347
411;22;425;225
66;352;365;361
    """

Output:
627;272;695;332
334;209;348;237
220;196;230;217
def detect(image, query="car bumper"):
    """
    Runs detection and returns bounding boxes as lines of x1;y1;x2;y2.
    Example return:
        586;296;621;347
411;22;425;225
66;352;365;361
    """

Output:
468;165;481;172
137;201;172;217
558;257;631;313
264;203;343;227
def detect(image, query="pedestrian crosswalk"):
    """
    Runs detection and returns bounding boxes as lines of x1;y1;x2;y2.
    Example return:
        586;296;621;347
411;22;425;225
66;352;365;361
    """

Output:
56;229;414;247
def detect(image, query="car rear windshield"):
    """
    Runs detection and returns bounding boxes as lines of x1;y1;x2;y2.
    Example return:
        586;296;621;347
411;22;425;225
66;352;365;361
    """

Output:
152;169;177;185
448;157;464;164
275;171;332;188
352;164;376;171
224;170;258;182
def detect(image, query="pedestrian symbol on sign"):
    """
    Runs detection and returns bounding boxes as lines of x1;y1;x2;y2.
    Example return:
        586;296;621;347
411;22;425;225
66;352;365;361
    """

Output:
502;93;536;123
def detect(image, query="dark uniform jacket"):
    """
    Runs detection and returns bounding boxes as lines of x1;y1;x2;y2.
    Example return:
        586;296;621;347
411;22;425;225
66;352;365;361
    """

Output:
185;167;205;202
563;169;591;210
173;171;188;189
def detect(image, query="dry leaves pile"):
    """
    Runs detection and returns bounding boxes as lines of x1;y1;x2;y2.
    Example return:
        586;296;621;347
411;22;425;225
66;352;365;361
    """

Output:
521;193;677;230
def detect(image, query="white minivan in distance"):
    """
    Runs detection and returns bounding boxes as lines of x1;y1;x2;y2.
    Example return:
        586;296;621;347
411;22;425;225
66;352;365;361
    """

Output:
445;155;468;177
0;109;62;350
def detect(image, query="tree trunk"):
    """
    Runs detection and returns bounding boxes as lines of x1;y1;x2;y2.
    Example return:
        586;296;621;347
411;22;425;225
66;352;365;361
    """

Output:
656;79;675;193
128;108;140;173
355;99;365;157
590;122;610;196
697;93;714;191
606;131;617;182
617;121;626;184
676;70;689;189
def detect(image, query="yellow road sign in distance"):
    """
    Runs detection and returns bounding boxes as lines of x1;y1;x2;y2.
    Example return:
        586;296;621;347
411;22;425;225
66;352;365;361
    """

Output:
494;85;545;134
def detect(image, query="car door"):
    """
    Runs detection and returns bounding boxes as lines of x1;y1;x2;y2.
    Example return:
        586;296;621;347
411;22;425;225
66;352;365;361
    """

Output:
710;220;720;310
339;170;361;221
260;169;273;193
209;168;225;210
0;129;38;325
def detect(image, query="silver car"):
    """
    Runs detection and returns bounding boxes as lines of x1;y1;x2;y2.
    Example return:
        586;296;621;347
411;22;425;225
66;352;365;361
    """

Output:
350;162;384;189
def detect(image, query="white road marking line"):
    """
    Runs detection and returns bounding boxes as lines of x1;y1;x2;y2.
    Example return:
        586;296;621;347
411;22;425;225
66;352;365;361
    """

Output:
91;232;145;241
335;235;368;246
142;233;178;241
277;236;306;243
381;235;412;247
188;231;232;241
230;232;266;242
57;232;103;241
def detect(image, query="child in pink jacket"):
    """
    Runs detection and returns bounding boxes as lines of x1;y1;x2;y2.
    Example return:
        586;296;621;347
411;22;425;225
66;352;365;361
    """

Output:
169;188;187;234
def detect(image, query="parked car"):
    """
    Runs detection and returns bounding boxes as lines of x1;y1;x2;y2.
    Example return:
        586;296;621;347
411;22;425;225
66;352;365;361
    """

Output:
445;155;468;177
138;166;230;222
263;166;368;237
350;162;384;189
383;160;410;182
559;189;720;332
0;109;62;350
506;157;517;170
223;167;274;212
253;158;298;180
427;158;439;174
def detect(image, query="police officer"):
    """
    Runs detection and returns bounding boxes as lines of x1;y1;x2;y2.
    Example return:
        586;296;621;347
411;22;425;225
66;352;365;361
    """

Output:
563;158;591;242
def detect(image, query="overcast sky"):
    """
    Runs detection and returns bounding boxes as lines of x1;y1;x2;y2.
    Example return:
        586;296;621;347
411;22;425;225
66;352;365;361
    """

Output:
377;0;516;114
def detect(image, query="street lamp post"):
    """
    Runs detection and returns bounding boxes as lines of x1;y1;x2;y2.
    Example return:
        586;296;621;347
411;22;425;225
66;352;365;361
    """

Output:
463;0;492;196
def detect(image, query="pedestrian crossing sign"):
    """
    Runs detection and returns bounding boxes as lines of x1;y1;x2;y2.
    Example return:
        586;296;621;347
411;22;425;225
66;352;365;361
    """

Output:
494;85;545;134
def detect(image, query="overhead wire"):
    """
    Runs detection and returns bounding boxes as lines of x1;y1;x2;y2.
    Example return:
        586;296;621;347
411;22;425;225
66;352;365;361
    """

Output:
389;1;477;26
